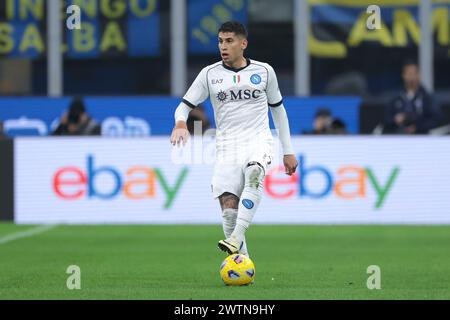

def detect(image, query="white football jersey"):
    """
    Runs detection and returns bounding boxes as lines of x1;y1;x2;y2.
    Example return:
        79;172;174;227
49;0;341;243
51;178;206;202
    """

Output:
182;58;283;159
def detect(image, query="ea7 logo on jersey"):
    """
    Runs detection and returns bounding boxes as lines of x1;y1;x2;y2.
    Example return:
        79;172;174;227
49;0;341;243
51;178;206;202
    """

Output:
212;79;223;84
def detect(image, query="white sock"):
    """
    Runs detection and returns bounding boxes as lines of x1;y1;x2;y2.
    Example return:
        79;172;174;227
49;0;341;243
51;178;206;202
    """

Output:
222;208;249;257
231;164;264;244
222;208;237;239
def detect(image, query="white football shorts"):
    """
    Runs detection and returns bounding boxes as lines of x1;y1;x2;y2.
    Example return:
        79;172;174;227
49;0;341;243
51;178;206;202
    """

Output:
211;142;274;199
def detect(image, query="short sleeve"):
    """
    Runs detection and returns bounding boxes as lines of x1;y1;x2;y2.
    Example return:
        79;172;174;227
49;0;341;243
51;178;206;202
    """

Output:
182;67;209;108
266;64;283;107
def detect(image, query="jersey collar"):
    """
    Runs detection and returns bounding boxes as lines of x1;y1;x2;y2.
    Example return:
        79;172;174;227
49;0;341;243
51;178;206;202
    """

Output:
222;57;251;73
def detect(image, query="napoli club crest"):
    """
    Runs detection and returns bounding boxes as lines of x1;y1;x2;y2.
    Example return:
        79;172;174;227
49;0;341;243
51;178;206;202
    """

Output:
250;74;261;84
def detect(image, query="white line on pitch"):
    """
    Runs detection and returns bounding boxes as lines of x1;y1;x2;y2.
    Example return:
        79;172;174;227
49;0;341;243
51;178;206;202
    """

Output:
0;224;58;245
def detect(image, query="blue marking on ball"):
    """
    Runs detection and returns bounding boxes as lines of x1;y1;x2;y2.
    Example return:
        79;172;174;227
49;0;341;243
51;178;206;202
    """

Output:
220;261;227;270
228;270;240;279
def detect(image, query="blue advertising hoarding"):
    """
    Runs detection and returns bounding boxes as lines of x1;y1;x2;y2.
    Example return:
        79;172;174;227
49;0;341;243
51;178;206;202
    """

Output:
0;96;360;136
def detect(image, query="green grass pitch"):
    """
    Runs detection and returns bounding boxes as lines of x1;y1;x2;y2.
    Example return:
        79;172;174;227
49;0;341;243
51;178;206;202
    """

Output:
0;224;449;300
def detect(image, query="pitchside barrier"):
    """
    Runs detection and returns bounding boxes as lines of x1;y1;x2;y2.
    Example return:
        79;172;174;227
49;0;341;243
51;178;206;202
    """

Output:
9;136;450;224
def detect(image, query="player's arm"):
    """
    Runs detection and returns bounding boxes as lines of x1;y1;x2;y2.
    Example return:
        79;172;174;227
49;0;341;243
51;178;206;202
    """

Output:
170;103;191;146
270;104;297;175
270;104;294;155
266;65;298;175
170;68;209;146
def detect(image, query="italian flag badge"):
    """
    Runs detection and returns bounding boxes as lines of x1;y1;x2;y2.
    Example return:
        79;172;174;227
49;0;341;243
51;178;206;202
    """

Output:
233;75;240;84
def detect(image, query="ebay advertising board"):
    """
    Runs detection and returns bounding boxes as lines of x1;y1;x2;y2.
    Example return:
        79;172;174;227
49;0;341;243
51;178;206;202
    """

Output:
14;137;450;224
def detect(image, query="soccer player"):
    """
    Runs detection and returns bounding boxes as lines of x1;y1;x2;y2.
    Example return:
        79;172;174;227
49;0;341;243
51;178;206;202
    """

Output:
170;21;297;256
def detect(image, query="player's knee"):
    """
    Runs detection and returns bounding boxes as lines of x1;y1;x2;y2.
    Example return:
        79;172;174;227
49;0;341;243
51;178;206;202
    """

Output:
244;162;264;189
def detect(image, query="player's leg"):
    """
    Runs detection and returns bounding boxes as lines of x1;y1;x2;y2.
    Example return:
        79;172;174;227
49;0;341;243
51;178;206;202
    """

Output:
212;162;249;256
218;193;249;257
219;192;238;239
229;161;265;244
218;161;265;255
217;140;272;255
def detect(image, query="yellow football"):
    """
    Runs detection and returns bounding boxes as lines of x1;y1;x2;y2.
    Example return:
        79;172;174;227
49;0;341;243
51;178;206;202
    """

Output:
219;254;255;286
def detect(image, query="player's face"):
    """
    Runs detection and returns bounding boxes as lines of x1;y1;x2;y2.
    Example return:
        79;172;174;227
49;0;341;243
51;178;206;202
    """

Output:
218;32;247;65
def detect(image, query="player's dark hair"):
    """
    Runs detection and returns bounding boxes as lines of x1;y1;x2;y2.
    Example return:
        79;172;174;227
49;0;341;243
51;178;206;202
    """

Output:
218;21;248;38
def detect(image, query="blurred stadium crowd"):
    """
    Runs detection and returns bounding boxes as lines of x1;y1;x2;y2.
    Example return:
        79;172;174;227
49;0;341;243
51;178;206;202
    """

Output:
0;0;449;136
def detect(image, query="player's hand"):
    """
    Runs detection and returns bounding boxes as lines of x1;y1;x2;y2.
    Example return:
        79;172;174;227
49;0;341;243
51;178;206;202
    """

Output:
283;154;298;176
170;121;190;146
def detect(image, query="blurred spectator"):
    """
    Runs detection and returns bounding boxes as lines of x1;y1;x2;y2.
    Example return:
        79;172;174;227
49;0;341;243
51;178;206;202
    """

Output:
186;105;211;135
303;108;348;135
329;118;348;134
383;60;439;134
303;108;333;134
52;97;101;136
